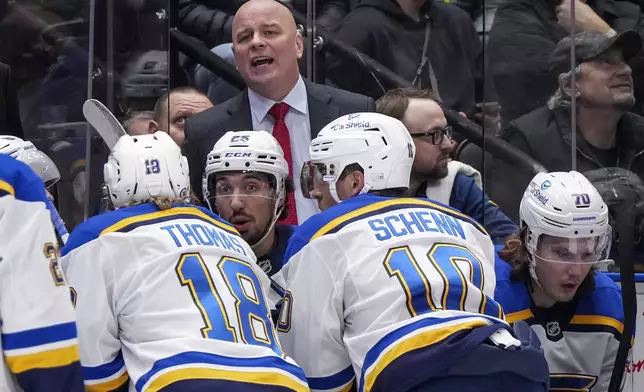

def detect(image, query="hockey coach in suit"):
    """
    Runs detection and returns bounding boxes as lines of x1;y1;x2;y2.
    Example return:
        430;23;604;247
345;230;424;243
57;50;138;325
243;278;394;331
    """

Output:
183;0;376;224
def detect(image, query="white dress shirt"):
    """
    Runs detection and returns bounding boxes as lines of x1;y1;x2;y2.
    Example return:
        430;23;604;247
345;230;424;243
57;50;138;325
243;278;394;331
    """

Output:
247;76;320;224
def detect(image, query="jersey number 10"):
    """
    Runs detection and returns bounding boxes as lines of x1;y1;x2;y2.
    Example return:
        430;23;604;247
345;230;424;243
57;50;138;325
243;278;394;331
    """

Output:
384;243;502;318
176;252;282;355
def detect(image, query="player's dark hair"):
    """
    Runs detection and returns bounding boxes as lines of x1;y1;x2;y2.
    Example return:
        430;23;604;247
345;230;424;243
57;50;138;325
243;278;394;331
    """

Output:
499;227;596;297
376;87;442;121
338;163;364;181
278;177;295;221
370;188;408;197
338;163;407;197
124;195;195;211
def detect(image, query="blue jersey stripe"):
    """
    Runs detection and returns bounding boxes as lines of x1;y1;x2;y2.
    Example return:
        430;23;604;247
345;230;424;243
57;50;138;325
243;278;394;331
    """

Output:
82;351;125;381
2;322;77;350
14;360;84;392
105;213;238;236
0;155;49;204
359;315;505;391
307;365;355;390
135;351;307;391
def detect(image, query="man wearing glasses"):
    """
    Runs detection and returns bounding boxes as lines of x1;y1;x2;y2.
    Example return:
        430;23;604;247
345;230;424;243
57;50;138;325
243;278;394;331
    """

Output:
377;87;516;244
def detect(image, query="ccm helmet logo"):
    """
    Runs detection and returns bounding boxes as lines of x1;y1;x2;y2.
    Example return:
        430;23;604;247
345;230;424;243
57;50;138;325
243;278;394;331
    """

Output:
224;152;252;157
231;135;250;142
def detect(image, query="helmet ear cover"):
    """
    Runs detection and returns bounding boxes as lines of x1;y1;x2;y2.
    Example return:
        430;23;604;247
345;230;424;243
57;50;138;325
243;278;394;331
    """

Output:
104;131;190;209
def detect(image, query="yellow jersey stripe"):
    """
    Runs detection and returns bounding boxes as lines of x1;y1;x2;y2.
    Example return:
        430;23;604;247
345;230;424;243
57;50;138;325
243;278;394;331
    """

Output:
570;315;624;334
0;180;15;196
311;198;488;241
363;319;489;391
100;207;238;236
506;309;534;324
145;367;309;392
86;371;129;392
6;344;80;374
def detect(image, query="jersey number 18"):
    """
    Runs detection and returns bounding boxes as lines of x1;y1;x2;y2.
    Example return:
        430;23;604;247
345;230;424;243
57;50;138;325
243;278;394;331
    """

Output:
176;252;282;355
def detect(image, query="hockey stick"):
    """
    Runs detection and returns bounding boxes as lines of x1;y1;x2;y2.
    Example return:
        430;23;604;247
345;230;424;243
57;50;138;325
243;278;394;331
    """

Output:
82;99;126;150
45;198;69;245
608;193;637;392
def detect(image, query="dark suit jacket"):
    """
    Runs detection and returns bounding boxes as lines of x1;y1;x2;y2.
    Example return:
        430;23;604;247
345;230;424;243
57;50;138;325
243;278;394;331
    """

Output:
183;80;377;200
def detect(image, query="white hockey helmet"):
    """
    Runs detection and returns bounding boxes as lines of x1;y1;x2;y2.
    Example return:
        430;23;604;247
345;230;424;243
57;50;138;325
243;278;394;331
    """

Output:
302;112;415;203
104;131;190;209
520;171;611;274
0;135;60;187
203;130;289;211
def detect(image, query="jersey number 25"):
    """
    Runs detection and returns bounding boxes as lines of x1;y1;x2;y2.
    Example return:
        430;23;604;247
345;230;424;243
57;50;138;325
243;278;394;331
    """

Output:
176;252;282;355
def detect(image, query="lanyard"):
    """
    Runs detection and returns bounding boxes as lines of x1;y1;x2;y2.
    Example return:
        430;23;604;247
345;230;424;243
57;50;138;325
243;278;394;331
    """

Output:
412;19;441;101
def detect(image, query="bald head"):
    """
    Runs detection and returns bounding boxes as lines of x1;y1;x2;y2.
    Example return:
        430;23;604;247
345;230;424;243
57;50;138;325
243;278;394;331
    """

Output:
232;0;303;101
233;0;297;35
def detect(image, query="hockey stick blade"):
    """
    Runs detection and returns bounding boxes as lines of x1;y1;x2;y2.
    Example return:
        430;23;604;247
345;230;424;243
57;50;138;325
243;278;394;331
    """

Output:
82;99;127;150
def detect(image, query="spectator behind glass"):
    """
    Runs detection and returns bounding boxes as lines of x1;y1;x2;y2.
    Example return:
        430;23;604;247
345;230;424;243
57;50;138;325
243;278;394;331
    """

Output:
183;0;375;223
152;87;213;146
178;0;348;49
0;62;24;138
284;0;349;32
488;0;644;121
123;111;155;136
177;0;245;49
327;0;484;116
0;62;23;138
487;30;644;223
377;87;517;244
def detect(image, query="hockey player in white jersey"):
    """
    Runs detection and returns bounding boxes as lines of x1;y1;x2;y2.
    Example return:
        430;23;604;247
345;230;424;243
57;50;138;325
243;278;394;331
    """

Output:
278;112;549;392
61;132;308;392
0;135;70;244
203;130;294;280
496;171;621;391
0;154;84;391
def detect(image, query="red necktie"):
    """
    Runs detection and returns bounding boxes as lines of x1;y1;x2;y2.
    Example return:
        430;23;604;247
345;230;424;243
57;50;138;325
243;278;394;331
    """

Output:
268;102;298;225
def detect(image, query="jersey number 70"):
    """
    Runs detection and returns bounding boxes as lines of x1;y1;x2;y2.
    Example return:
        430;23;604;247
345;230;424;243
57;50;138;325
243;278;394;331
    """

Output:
176;252;282;355
384;243;502;319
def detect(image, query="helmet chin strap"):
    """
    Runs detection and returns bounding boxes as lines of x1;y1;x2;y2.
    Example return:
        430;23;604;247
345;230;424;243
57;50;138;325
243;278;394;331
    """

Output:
525;228;545;292
329;180;372;204
250;195;285;254
526;250;547;293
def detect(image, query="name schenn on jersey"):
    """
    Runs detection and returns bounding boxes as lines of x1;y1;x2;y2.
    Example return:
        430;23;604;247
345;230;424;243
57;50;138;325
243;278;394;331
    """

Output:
368;210;467;242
